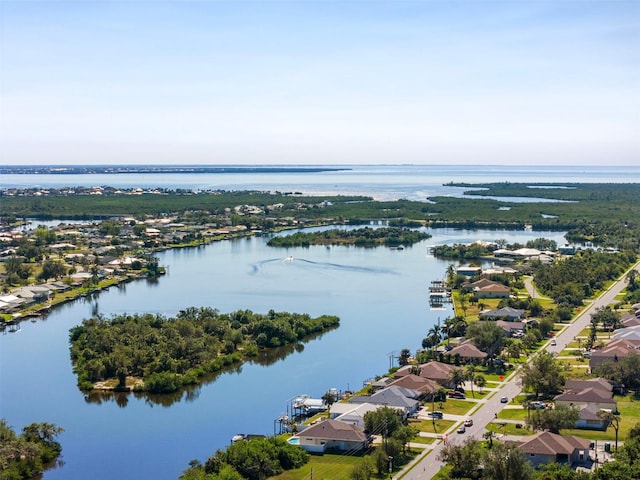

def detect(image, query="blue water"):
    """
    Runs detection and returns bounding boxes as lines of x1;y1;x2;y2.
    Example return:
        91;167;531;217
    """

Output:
0;164;617;479
2;164;638;201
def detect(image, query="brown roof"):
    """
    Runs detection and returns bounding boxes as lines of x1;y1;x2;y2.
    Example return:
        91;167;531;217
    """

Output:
477;283;510;293
554;387;616;405
518;431;591;456
447;340;488;359
564;378;612;393
388;374;440;394
300;419;367;442
589;339;640;367
417;361;460;381
464;278;498;289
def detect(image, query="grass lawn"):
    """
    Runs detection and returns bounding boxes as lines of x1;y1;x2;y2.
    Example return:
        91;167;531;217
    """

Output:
439;399;477;415
497;408;528;421
409;419;456;434
411;435;436;445
486;421;533;436
270;453;369;480
561;394;640;443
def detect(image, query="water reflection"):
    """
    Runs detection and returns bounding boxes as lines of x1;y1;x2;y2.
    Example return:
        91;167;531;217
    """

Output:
80;328;336;407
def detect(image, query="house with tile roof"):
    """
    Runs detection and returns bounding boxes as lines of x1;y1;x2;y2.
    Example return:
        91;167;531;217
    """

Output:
516;431;591;468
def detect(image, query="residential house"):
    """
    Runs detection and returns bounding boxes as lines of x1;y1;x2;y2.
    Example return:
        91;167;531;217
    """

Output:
612;325;640;341
349;386;420;418
462;279;511;299
589;338;640;369
297;419;368;454
496;320;526;336
479;307;525;322
330;403;402;430
516;431;591;468
387;374;440;397
554;378;617;430
394;361;461;387
456;265;482;277
446;340;488;363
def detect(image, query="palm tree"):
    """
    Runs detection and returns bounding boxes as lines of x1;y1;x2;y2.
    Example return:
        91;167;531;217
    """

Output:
322;390;337;418
448;368;466;390
474;374;487;393
598;411;621;452
464;364;476;397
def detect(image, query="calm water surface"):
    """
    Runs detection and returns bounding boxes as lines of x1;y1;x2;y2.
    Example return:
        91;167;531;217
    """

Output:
0;225;567;480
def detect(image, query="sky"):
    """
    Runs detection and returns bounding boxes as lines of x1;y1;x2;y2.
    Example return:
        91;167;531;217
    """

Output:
0;1;638;166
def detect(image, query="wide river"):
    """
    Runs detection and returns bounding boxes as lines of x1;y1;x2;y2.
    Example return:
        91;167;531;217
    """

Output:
1;221;567;479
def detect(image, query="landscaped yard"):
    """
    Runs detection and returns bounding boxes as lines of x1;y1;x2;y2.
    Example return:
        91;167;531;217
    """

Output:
269;453;363;480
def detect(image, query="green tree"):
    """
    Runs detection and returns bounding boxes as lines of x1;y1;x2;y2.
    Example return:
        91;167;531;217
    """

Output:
526;404;579;434
39;259;67;281
482;441;534;480
519;352;565;398
321;390;337;418
598;410;621;452
438;438;483;480
466;321;505;356
363;406;402;439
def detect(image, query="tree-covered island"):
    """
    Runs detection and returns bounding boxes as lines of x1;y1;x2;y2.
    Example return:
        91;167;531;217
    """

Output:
69;307;339;393
266;226;431;248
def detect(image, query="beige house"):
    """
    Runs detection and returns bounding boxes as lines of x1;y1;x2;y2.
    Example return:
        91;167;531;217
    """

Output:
297;419;368;454
517;431;591;468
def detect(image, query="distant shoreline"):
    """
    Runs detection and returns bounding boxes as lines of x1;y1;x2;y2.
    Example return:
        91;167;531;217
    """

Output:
0;165;350;175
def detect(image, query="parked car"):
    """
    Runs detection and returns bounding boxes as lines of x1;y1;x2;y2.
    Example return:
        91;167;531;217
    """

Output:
530;401;546;410
457;425;466;434
448;391;466;399
428;411;444;419
500;396;508;403
464;418;473;427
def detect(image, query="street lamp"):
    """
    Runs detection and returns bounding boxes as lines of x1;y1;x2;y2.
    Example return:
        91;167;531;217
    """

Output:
388;456;393;474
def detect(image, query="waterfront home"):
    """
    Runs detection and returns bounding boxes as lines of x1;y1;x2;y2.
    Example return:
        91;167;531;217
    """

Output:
395;361;461;387
456;265;482;277
446;340;488;363
462;279;510;299
387;374;440;397
297;419;368;454
330;403;402;430
516;431;591;468
479;307;525;321
349;386;420;419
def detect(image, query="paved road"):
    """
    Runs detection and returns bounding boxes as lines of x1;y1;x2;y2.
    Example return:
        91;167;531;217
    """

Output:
398;262;640;480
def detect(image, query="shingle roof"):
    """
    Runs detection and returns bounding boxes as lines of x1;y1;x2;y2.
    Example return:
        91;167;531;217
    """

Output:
300;419;367;442
518;431;590;456
447;340;487;359
388;374;440;394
